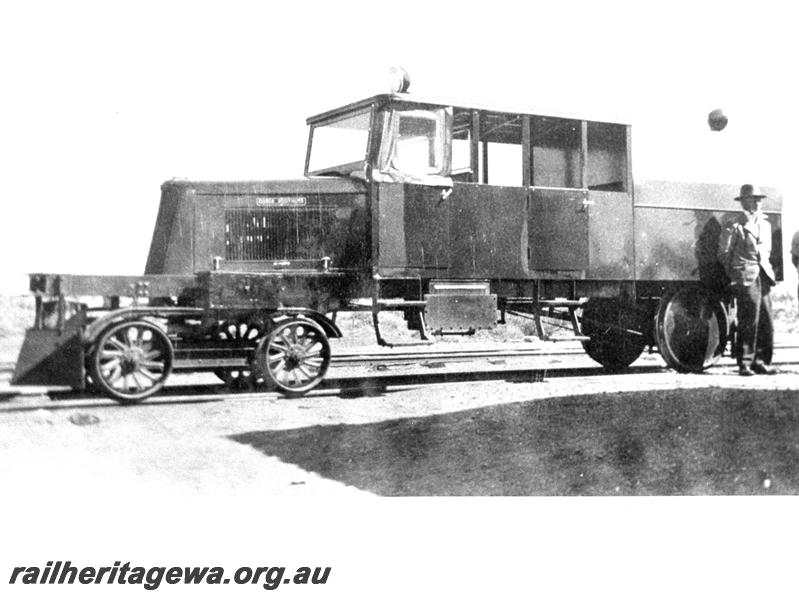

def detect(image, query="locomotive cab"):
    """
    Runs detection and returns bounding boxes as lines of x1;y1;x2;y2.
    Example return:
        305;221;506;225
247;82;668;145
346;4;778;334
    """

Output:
306;93;636;283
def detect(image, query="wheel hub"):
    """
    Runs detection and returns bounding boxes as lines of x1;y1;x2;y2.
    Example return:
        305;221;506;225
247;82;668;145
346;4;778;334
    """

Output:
121;347;144;373
284;344;306;369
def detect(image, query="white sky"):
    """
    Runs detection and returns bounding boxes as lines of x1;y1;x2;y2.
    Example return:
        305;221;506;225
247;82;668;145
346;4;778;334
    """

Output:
1;1;797;286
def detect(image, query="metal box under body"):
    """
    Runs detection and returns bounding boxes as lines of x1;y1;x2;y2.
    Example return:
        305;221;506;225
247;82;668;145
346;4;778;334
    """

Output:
424;280;497;331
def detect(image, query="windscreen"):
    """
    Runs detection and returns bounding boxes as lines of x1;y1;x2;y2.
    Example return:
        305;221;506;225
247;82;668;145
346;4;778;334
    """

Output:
307;109;371;175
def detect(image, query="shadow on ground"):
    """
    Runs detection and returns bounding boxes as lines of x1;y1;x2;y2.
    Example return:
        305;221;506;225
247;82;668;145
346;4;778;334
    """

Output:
230;388;799;495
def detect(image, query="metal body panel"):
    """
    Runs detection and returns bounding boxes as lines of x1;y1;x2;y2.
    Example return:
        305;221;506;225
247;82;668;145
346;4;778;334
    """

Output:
192;271;350;312
634;179;783;284
424;294;498;330
30;273;196;298
635;207;783;284
11;314;85;387
528;187;589;271
449;183;528;279
145;181;196;274
634;179;783;213
586;190;634;279
146;178;370;278
374;182;450;276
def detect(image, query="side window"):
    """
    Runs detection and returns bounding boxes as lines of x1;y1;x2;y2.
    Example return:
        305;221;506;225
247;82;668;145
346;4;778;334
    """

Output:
394;113;441;173
480;113;523;186
451;108;524;185
452;109;472;179
379;108;446;178
531;117;581;188
587;122;627;192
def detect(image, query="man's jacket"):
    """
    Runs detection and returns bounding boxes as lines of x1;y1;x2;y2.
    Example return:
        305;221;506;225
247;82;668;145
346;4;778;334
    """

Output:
717;211;776;287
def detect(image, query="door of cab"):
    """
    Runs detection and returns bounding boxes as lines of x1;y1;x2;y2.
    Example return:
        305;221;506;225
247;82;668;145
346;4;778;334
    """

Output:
527;187;589;271
374;182;450;275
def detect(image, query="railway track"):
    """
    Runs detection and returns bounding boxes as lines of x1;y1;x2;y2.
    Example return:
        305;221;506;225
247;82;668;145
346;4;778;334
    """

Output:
6;339;797;373
2;341;798;411
333;340;799;364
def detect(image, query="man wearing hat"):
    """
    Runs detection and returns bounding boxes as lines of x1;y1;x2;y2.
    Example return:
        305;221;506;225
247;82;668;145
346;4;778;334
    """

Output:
718;184;777;376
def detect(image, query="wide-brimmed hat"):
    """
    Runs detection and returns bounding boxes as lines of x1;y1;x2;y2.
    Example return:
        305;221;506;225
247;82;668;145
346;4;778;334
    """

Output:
735;184;767;201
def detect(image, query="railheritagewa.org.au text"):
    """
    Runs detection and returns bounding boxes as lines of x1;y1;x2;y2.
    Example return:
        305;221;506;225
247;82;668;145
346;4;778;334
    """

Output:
9;561;331;591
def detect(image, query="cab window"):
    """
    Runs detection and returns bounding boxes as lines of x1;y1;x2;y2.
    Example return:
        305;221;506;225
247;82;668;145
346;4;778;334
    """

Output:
586;122;627;192
379;108;447;178
530;116;581;188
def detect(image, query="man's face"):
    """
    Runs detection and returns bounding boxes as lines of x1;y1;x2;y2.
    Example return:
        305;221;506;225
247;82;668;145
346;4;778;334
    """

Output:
741;196;763;213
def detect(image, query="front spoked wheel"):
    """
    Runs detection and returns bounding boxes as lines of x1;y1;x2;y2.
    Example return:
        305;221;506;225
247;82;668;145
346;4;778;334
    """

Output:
90;320;174;403
256;318;331;396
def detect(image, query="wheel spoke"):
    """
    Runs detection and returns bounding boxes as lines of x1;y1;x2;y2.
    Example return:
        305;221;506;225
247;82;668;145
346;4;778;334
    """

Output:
106;364;123;385
296;365;314;380
129;373;144;391
300;337;318;351
272;360;286;375
139;360;165;371
143;348;162;360
270;340;290;352
108;337;128;352
290;369;302;387
130;372;149;390
100;357;121;372
138;367;160;381
269;359;287;372
268;350;286;360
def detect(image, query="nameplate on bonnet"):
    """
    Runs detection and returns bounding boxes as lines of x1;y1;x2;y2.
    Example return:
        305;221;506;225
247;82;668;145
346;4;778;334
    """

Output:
256;196;307;207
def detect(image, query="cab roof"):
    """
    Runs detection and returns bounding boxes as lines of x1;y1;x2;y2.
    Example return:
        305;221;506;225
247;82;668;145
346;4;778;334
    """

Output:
305;92;630;127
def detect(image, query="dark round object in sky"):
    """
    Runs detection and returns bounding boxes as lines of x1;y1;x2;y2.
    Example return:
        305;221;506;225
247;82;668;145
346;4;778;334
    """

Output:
708;108;728;131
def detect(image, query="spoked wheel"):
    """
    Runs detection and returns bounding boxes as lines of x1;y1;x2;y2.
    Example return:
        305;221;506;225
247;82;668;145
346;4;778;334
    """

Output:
655;286;728;373
255;318;331;396
89;320;174;404
212;319;265;390
581;298;648;371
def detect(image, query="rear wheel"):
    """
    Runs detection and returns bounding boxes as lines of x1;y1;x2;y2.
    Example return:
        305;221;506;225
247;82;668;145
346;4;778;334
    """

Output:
212;319;265;390
255;318;331;396
655;286;728;372
89;320;173;403
581;298;647;371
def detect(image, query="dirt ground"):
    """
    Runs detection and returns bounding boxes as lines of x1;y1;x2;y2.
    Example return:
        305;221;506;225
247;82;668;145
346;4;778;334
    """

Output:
2;292;799;497
3;363;799;497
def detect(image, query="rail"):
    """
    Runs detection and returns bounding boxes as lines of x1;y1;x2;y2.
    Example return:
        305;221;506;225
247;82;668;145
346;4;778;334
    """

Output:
2;343;798;411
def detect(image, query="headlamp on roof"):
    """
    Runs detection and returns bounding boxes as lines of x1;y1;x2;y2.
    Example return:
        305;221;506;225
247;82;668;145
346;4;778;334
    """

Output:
388;67;411;94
